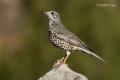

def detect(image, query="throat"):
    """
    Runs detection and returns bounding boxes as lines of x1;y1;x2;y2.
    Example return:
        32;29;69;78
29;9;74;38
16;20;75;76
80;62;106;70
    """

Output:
49;21;54;27
49;20;61;26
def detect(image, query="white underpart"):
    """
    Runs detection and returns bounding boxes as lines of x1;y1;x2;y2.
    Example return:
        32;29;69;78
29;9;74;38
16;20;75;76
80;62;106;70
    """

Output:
73;46;79;50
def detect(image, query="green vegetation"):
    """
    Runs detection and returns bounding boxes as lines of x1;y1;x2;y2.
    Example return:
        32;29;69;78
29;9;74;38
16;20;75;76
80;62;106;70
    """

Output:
0;0;120;80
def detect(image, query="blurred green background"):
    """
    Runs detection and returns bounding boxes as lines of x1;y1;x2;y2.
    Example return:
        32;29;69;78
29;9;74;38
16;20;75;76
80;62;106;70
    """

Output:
0;0;120;80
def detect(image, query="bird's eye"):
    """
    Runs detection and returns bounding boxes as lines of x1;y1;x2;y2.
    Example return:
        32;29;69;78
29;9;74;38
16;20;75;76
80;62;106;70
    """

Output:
51;12;54;15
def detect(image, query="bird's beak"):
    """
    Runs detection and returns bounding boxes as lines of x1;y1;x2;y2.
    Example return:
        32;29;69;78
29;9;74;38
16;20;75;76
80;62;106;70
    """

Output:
44;12;48;16
43;12;46;15
40;10;47;15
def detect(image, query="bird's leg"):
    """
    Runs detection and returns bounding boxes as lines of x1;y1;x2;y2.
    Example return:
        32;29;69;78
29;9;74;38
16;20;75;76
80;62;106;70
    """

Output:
63;51;70;63
60;57;65;62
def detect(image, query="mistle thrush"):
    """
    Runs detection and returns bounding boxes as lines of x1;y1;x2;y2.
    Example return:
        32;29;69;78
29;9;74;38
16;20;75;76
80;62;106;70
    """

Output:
44;11;105;63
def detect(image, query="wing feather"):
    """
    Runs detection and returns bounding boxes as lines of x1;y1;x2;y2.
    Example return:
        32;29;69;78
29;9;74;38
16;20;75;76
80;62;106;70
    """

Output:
55;29;87;48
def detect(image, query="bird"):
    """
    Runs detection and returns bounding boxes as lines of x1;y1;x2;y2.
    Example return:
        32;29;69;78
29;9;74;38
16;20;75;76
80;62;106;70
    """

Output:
43;11;105;63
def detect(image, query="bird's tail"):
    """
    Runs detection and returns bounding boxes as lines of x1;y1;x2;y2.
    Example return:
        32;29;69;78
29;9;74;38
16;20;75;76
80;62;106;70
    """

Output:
79;48;106;63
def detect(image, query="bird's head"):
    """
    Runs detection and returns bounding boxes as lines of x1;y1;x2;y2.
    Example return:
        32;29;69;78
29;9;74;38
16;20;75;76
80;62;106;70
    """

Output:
44;11;61;22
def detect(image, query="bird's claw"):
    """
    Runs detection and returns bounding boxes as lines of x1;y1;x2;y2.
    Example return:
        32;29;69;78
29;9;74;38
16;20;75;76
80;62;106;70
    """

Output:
55;57;65;64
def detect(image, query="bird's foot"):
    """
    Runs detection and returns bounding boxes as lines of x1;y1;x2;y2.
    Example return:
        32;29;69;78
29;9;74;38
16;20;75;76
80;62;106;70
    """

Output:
53;58;65;68
54;57;65;65
61;57;67;64
60;57;65;62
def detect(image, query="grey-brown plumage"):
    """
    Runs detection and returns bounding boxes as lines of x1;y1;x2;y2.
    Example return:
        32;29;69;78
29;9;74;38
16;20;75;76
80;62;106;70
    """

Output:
44;11;105;63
